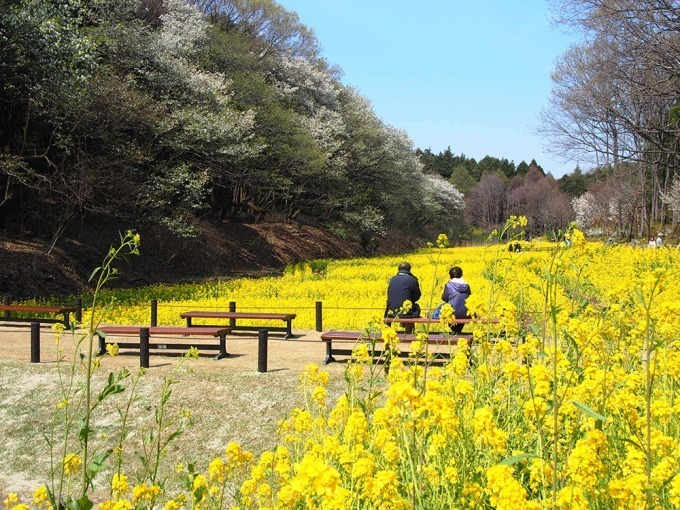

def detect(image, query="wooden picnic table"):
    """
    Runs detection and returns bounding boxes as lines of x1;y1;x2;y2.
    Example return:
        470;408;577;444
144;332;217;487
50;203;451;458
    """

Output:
0;303;79;328
96;326;232;366
180;311;297;339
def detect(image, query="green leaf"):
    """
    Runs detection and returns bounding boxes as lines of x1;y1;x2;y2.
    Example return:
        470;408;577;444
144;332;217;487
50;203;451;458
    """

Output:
161;389;172;406
135;452;147;467
499;452;538;465
572;400;607;422
180;473;192;490
88;450;111;476
536;350;549;358
528;324;541;336
97;383;125;402
79;424;92;443
193;486;207;501
88;267;102;282
65;495;93;510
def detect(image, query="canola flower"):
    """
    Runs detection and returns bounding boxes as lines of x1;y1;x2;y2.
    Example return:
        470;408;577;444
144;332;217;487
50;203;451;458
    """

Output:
62;454;81;477
11;226;680;509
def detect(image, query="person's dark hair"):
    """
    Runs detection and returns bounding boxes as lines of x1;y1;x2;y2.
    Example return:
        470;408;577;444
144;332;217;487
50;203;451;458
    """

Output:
398;262;411;271
449;266;463;279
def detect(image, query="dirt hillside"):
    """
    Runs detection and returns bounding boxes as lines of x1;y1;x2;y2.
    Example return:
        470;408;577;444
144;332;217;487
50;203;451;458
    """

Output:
0;216;425;299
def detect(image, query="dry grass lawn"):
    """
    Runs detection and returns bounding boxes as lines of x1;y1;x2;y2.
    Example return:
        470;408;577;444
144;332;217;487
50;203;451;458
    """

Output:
0;323;348;500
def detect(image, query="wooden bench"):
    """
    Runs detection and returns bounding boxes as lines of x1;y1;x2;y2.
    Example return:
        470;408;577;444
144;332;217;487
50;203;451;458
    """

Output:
384;316;500;333
0;304;78;328
385;316;500;326
96;326;232;365
180;311;297;339
320;330;472;366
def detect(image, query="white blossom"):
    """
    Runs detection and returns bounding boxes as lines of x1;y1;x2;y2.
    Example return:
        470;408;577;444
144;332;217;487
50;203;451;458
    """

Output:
572;192;600;229
423;174;465;212
270;55;341;114
661;179;680;214
158;0;207;58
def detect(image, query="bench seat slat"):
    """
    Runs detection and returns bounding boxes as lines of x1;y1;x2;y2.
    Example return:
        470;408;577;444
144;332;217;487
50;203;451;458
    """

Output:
1;304;77;328
97;326;232;363
384;317;499;324
180;311;296;339
98;326;230;336
180;311;296;320
0;305;76;313
320;330;471;344
320;330;472;369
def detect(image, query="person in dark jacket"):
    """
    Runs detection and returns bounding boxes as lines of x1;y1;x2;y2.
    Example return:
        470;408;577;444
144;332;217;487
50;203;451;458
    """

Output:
385;262;422;331
441;266;472;334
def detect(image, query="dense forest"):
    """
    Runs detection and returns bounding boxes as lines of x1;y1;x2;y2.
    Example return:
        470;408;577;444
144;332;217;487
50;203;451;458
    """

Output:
1;0;678;262
0;0;469;253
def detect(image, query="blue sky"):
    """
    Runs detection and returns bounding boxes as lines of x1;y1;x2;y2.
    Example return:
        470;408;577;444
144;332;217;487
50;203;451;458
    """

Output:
275;0;579;177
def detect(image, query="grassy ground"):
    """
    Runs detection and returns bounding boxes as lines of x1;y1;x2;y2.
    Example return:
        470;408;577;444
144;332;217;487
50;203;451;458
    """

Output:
0;325;348;500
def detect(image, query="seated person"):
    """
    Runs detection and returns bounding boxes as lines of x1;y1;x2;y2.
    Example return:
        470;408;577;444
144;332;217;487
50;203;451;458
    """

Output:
441;266;472;334
385;262;421;333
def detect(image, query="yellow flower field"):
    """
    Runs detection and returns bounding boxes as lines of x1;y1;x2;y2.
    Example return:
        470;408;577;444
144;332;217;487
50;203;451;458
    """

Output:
7;225;680;510
82;239;561;331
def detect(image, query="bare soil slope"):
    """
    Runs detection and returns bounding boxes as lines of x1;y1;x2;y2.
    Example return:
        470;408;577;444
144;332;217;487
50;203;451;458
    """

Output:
0;217;424;299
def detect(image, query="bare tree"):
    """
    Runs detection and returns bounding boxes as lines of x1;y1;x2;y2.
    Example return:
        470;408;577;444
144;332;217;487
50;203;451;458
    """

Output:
191;0;320;60
507;166;573;234
542;0;680;232
465;171;507;230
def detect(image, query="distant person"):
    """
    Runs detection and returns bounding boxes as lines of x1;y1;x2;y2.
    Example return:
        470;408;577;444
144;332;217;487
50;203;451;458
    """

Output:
649;237;656;248
441;266;472;334
385;262;422;332
656;234;663;247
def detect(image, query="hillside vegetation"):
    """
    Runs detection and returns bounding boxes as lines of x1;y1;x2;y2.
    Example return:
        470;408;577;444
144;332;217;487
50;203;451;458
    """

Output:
0;1;462;262
2;0;678;299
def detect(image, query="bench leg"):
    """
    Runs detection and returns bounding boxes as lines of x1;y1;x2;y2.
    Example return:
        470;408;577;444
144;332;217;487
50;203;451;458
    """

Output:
323;341;336;364
284;320;293;340
97;333;107;356
63;312;71;330
186;317;192;327
214;333;231;360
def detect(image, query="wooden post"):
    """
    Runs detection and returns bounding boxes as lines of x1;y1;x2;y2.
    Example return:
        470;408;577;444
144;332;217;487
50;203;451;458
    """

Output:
30;322;40;363
315;301;323;332
229;301;236;328
150;299;158;327
140;327;150;368
75;298;82;323
3;295;9;319
257;329;268;373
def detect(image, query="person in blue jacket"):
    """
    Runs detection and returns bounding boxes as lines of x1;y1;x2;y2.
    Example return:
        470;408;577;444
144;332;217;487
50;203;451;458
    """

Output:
442;266;472;334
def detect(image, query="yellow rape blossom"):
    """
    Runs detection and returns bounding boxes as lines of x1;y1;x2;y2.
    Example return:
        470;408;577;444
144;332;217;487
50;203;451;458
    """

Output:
111;473;129;496
381;327;399;350
63;453;81;476
105;343;119;356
